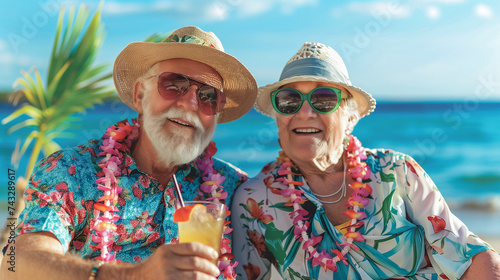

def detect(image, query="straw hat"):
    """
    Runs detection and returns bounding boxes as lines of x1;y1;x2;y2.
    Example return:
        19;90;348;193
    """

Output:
256;42;376;118
113;26;258;123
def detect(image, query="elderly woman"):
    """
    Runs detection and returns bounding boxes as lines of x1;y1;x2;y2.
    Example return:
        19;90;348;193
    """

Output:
231;42;500;280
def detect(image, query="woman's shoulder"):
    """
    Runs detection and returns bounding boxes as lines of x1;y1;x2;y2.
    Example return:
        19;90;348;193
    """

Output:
233;160;281;199
246;160;282;183
363;147;429;186
364;147;413;165
212;157;249;182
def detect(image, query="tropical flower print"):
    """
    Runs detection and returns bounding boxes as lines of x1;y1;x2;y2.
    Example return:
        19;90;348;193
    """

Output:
231;147;494;280
166;34;214;48
243;263;261;280
246;198;273;224
247;229;269;259
428;215;447;234
3;120;247;280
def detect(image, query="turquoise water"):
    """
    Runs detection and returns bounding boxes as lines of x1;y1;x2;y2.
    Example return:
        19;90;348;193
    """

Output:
1;101;500;235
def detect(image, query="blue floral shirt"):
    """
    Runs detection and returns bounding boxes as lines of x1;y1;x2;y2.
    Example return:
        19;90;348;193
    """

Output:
6;129;247;266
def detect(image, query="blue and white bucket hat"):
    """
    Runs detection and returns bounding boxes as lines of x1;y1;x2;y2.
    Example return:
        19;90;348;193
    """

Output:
255;42;376;118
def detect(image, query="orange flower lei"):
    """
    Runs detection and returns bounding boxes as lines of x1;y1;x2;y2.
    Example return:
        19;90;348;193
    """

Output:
276;135;373;272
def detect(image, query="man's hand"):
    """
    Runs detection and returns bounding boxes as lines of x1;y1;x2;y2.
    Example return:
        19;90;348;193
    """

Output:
125;242;220;280
1;232;221;280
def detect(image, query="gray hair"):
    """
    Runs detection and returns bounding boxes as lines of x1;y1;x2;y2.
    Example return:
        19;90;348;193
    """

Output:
342;97;361;134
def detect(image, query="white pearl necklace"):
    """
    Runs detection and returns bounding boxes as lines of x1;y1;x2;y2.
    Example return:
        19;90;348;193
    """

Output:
309;155;347;204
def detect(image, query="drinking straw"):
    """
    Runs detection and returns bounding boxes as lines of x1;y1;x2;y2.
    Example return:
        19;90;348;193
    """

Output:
171;174;185;208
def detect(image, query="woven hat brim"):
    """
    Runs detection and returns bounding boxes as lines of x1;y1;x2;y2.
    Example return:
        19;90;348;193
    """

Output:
113;42;257;123
255;76;376;119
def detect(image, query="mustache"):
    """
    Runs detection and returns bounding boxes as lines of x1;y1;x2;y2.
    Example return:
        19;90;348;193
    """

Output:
155;107;205;132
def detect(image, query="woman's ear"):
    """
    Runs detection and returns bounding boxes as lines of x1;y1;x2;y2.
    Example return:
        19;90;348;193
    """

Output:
133;81;146;114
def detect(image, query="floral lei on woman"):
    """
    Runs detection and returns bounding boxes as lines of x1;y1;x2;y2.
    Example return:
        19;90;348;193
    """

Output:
276;134;373;272
91;119;238;279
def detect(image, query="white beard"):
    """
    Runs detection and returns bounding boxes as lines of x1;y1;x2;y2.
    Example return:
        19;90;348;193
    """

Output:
141;98;216;167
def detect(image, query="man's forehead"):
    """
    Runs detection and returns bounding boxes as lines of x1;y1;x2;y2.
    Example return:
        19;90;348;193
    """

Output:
150;59;223;90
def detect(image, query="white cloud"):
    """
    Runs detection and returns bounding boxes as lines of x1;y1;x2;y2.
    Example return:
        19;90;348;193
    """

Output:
1;53;41;68
0;52;15;66
475;4;493;19
342;0;468;20
485;26;500;47
102;1;196;16
0;40;7;51
0;39;45;74
101;0;317;21
277;0;318;14
426;6;441;19
234;1;272;18
206;2;230;21
102;0;229;21
212;0;319;18
346;1;412;19
151;1;174;11
0;51;37;76
414;0;464;3
102;2;147;15
0;39;37;68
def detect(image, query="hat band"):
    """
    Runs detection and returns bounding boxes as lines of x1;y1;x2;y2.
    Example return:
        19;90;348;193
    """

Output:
279;57;351;85
166;34;217;49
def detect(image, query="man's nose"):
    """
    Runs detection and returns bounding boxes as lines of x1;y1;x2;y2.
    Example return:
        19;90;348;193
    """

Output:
176;85;199;112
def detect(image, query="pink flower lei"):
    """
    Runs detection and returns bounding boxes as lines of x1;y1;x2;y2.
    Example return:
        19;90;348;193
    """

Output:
91;119;237;279
276;135;373;272
92;119;139;262
196;141;239;279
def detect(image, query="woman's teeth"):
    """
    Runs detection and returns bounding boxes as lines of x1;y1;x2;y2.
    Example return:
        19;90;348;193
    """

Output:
294;128;320;133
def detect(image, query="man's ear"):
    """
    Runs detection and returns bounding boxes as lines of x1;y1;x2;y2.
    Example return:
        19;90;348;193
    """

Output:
133;81;146;114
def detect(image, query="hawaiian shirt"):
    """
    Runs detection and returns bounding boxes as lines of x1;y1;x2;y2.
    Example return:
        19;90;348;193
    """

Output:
231;148;494;280
6;128;247;267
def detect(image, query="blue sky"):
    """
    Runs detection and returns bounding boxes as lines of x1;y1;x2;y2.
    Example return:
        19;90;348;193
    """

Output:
1;0;500;101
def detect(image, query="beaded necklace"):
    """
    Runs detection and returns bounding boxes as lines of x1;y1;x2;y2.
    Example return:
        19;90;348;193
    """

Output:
276;135;372;272
91;119;237;279
309;155;347;204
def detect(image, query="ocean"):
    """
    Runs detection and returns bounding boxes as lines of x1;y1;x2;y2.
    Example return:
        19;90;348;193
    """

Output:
1;101;499;236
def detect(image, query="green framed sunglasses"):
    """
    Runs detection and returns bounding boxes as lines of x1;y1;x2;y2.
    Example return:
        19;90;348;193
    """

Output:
271;86;348;115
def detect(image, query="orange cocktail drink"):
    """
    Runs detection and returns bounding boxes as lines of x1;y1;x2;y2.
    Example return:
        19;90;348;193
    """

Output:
174;201;226;261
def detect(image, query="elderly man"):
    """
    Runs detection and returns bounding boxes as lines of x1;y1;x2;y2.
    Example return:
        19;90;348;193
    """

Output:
1;26;257;280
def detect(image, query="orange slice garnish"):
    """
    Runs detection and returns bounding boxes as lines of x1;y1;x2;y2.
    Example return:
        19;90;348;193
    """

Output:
173;204;206;222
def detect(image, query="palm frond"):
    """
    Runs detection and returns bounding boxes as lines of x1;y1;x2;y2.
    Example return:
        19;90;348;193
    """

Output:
143;32;173;42
6;119;39;135
41;138;62;156
2;105;42;125
3;2;112;179
34;68;48;110
45;61;70;102
13;71;40;108
18;131;38;159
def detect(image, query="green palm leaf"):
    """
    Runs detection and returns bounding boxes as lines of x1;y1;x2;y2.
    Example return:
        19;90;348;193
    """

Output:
2;1;113;179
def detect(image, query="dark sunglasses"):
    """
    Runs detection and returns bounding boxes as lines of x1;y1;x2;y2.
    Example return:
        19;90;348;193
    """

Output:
271;86;348;115
149;72;226;115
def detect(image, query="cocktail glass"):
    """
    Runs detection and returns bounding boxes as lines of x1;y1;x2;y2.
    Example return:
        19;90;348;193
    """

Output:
174;201;226;263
